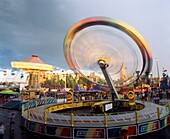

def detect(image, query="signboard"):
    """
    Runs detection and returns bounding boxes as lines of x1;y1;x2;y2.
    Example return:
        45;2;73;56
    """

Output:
74;128;104;139
105;103;112;111
138;120;159;135
107;125;137;138
46;125;71;138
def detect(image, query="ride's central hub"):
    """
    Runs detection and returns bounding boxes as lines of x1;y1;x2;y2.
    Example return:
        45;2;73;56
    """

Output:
98;58;109;68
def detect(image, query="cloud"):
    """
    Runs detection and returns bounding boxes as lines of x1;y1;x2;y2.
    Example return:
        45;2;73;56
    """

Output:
0;0;73;69
0;0;170;77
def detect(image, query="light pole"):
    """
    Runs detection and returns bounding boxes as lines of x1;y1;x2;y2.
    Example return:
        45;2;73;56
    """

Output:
3;70;9;88
156;58;160;87
61;70;66;89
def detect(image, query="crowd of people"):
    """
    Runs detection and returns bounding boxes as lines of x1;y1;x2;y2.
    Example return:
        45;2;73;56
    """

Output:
132;89;170;104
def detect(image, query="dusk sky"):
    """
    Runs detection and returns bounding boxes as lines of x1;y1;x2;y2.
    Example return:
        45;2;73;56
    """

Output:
0;0;170;77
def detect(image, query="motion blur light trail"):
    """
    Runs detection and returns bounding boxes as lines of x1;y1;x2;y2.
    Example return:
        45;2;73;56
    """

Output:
64;17;153;86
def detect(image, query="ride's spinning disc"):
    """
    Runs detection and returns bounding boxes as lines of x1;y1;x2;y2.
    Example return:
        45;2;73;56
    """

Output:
64;17;152;86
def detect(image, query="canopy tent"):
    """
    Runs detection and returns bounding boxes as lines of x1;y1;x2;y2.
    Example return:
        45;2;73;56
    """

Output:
73;84;103;93
87;88;103;93
88;84;103;92
0;88;18;95
73;84;85;93
11;54;55;71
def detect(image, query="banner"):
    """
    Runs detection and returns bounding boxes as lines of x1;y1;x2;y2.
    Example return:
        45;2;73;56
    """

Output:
74;128;104;139
167;115;170;125
160;117;167;129
46;125;71;138
160;115;170;129
28;122;45;134
138;120;159;135
107;125;137;138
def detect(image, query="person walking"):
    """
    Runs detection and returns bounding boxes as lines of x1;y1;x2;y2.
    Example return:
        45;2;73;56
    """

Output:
0;122;4;139
10;113;15;125
9;113;15;138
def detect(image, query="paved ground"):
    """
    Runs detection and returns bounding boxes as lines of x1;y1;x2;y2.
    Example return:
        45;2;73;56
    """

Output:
0;108;40;139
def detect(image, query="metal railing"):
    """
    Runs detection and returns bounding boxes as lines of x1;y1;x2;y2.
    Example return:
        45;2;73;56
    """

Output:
22;98;170;127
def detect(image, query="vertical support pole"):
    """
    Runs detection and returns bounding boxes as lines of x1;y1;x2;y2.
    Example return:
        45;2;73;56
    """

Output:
104;113;107;127
100;92;103;100
70;113;74;126
98;60;120;101
44;111;47;124
146;96;148;102
101;105;104;113
168;104;170;115
45;98;47;105
164;99;167;105
157;107;160;119
25;91;29;103
21;104;24;117
27;102;30;120
27;109;30;120
156;58;160;87
135;110;138;124
35;99;37;107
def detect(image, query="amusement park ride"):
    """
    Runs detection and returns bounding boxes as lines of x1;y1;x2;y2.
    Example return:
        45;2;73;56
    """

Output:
10;55;55;101
64;16;152;113
11;55;55;98
20;17;170;139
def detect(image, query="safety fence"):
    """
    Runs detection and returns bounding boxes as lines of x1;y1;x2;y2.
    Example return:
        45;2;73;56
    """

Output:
22;98;170;126
21;98;170;138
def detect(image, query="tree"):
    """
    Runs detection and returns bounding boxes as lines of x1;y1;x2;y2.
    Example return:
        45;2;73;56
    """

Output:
66;74;77;88
58;79;65;87
43;74;58;88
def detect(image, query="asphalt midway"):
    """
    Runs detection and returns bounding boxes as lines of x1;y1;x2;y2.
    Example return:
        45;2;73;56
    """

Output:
0;108;40;139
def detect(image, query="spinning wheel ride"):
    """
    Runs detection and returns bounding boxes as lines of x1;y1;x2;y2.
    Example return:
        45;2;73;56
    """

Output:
64;17;153;101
